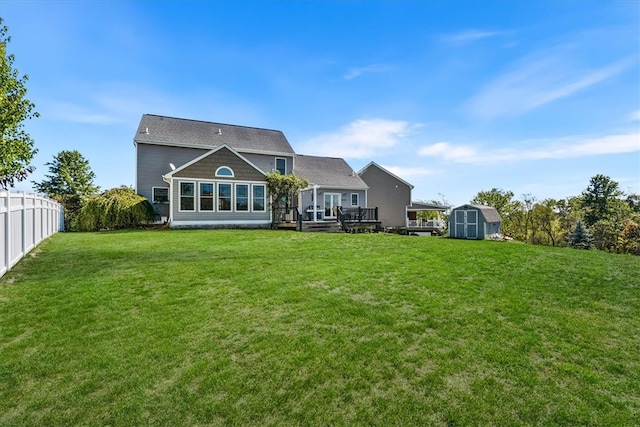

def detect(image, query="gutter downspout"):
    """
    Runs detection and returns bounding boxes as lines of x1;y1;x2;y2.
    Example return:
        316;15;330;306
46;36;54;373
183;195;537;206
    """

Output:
313;185;319;223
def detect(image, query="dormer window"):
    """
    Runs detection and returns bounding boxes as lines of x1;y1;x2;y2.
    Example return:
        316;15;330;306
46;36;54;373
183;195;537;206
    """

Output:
215;166;234;177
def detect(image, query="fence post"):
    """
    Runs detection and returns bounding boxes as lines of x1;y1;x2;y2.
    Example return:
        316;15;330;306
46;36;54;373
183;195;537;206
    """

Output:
2;191;8;277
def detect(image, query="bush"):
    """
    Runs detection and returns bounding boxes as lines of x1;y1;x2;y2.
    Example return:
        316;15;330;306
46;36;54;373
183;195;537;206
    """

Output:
73;187;154;231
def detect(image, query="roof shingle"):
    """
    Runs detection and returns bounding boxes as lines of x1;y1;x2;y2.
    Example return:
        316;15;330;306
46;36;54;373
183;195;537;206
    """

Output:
134;114;295;155
294;155;368;189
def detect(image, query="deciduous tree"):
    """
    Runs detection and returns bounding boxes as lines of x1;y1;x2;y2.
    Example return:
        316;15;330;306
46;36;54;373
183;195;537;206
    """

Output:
0;19;39;189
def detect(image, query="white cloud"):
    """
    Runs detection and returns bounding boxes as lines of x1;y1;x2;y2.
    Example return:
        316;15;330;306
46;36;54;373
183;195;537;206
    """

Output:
441;29;511;45
418;132;640;164
298;119;415;159
344;64;393;80
467;54;635;119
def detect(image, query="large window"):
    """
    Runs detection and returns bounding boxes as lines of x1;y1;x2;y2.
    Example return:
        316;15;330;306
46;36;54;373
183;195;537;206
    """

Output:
253;185;266;211
218;183;232;211
200;183;214;211
152;187;169;203
236;184;249;211
275;158;286;175
180;182;195;211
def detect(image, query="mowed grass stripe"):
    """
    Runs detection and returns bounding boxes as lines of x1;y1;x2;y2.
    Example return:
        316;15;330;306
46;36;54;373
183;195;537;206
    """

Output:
1;230;638;426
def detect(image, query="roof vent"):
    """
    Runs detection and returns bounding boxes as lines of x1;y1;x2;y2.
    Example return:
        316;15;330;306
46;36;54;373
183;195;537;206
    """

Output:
217;128;222;135
144;127;149;134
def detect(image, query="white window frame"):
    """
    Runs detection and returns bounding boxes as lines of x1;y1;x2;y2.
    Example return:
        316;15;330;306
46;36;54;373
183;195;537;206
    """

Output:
179;181;195;212
350;193;359;207
217;182;233;211
275;157;287;175
215;166;234;178
252;184;266;212
152;186;169;204
199;182;214;211
235;183;249;212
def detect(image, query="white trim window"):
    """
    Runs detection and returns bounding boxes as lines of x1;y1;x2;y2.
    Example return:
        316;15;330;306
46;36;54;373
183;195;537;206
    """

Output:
215;166;234;177
252;184;266;211
152;187;169;203
235;184;249;211
179;182;195;211
351;193;359;206
218;183;232;211
275;158;286;175
199;182;214;211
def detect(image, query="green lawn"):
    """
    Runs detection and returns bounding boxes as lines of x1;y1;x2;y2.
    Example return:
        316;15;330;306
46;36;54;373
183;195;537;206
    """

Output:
1;230;639;426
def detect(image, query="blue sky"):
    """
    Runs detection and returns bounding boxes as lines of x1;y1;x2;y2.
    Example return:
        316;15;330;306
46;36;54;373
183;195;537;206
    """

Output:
3;0;639;207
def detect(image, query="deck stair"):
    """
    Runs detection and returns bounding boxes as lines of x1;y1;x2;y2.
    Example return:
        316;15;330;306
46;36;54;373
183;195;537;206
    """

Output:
301;221;343;233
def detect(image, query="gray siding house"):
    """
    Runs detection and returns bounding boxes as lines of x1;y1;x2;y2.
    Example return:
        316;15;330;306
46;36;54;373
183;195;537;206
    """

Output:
449;204;502;239
293;155;369;221
358;162;412;228
135;114;295;227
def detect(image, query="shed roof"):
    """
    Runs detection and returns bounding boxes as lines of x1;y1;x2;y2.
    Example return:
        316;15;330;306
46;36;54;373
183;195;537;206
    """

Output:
455;204;502;223
294;155;369;190
134;114;295;155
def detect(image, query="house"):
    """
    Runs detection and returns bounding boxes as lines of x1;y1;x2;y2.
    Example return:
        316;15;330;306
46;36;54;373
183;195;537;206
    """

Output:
358;162;448;231
293;155;369;221
449;204;502;239
134;114;372;229
357;162;412;228
134;114;295;228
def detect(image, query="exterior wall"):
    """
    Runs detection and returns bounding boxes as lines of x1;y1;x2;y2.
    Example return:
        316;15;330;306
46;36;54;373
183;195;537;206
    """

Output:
136;143;208;219
169;147;270;227
359;166;411;228
299;188;366;220
136;143;293;221
243;153;294;175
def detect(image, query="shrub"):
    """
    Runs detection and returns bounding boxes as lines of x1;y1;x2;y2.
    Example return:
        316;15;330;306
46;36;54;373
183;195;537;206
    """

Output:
73;187;154;231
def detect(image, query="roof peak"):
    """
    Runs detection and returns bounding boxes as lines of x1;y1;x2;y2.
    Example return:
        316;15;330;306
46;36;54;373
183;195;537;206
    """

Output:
142;113;283;134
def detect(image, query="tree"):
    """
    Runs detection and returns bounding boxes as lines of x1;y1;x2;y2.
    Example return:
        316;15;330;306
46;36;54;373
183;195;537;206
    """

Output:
265;171;308;228
567;220;593;250
581;174;623;227
0;19;39;189
74;186;154;231
32;150;99;230
471;188;520;236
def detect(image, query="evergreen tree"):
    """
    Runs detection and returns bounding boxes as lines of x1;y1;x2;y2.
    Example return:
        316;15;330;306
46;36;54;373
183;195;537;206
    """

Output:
0;19;39;189
32;150;99;229
567;220;593;250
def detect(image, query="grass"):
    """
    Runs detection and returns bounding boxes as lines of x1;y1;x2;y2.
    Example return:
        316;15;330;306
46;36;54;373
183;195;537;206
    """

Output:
1;230;639;426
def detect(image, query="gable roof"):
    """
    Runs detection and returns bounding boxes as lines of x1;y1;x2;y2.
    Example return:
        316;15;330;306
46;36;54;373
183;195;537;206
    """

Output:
455;204;502;223
134;114;295;155
294;155;368;190
162;144;266;182
357;161;414;189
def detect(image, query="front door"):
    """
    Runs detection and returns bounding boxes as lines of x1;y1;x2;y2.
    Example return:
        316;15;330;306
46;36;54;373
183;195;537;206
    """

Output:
324;193;341;219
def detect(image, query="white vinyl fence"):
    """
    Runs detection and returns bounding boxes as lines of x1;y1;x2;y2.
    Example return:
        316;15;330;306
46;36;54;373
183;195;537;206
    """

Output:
1;191;63;278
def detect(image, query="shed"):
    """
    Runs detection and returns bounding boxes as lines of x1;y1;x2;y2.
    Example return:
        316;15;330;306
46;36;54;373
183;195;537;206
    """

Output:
449;204;502;240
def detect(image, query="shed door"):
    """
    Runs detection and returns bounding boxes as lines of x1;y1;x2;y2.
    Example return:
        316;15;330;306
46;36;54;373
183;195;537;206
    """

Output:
454;209;478;239
455;210;465;237
466;210;478;239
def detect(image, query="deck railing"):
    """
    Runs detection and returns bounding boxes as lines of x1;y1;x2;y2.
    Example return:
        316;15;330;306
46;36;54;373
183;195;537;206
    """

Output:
407;219;446;229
